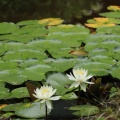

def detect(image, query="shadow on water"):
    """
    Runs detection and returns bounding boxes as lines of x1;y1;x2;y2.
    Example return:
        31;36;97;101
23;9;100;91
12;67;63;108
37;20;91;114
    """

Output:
0;0;119;23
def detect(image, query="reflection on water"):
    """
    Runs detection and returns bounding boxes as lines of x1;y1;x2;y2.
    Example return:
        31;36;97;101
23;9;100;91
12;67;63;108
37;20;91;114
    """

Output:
0;0;119;23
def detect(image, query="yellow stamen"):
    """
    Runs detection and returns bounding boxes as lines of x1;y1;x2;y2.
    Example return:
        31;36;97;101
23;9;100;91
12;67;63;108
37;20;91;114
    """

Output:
75;70;84;75
42;88;49;94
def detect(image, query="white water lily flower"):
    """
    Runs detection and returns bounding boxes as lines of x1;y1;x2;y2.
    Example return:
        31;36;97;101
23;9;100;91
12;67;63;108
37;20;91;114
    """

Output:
33;85;61;109
67;68;94;92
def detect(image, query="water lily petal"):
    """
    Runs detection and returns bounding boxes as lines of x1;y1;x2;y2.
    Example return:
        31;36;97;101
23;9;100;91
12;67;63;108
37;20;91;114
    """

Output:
85;74;93;80
46;100;52;109
50;96;61;100
33;94;38;99
33;85;60;106
85;81;94;84
40;99;46;103
80;83;87;92
67;73;76;81
69;81;80;88
51;89;57;97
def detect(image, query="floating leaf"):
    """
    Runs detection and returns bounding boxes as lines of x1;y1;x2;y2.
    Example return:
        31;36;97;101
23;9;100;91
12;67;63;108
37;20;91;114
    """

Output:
2;103;26;112
101;40;120;50
17;20;38;26
0;34;34;43
85;23;115;28
110;67;120;79
2;50;47;61
107;6;120;11
0;61;18;71
46;33;85;47
20;64;55;81
69;105;99;117
46;73;73;95
15;102;51;118
48;24;90;33
38;18;64;26
61;92;78;100
97;26;120;35
0;91;11;100
91;55;116;65
1;112;14;118
47;58;79;72
0;81;10;99
87;17;120;24
0;22;19;34
99;11;120;18
19;59;41;68
6;87;29;99
0;69;26;85
26;39;63;51
13;25;48;37
4;42;25;51
69;49;88;56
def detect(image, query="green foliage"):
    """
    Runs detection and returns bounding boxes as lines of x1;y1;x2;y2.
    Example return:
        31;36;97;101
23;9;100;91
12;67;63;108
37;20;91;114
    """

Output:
69;105;99;116
46;73;73;95
0;5;120;119
2;102;50;118
6;87;29;99
0;22;19;34
99;11;120;18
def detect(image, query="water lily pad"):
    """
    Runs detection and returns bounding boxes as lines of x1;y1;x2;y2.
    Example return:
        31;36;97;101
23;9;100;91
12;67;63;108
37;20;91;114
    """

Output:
20;64;55;81
0;69;26;85
48;58;79;72
110;67;120;79
61;92;78;100
13;26;48;37
15;102;51;118
2;50;47;61
0;22;19;34
46;73;73;95
0;82;10;99
107;5;120;11
99;11;120;18
38;18;64;26
97;26;120;35
1;112;14;118
6;87;29;99
0;61;18;71
2;103;26;112
91;55;116;65
4;42;25;51
69;105;99;117
17;20;38;26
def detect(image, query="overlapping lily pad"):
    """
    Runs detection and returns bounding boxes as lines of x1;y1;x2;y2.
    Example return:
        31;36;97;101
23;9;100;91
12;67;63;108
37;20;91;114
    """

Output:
0;22;19;34
2;102;50;118
46;73;73;95
0;11;120;119
6;87;29;99
0;82;10;99
69;105;99;116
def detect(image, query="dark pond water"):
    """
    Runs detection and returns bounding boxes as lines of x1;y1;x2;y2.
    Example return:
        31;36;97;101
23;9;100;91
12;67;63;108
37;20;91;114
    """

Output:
0;0;120;23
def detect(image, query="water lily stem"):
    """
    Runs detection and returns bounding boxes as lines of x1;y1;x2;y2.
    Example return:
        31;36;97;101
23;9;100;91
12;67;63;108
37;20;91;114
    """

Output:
78;85;80;105
45;103;48;120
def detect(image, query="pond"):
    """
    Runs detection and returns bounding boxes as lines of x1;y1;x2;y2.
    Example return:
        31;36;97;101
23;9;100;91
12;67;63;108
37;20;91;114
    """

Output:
0;0;120;120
